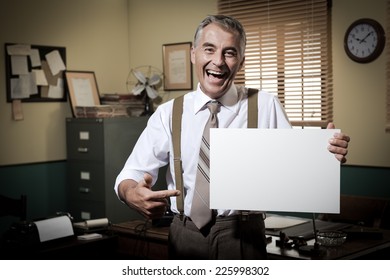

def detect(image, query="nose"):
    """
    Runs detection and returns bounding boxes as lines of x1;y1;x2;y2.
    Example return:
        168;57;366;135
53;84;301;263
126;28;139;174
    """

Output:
212;51;225;67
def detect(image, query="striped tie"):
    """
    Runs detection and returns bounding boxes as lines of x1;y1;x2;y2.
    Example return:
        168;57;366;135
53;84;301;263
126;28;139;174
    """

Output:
191;101;220;229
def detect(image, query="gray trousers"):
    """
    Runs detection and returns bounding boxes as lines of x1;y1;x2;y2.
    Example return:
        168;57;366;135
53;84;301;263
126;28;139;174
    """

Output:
168;214;268;259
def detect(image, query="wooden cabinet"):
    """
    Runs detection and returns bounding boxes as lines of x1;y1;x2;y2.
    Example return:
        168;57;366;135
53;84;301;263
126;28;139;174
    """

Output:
66;117;148;223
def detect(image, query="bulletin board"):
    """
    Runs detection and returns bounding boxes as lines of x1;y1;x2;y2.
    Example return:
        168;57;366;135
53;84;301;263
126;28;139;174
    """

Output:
4;43;67;102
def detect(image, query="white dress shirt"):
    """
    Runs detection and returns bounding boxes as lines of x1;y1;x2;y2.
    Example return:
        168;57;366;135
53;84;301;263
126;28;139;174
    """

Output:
114;83;292;217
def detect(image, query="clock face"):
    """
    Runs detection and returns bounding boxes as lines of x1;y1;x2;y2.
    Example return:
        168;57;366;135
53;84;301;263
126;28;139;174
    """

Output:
344;19;385;63
347;24;378;58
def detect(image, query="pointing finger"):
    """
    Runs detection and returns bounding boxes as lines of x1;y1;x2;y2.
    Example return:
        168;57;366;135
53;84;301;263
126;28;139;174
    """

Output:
152;189;181;200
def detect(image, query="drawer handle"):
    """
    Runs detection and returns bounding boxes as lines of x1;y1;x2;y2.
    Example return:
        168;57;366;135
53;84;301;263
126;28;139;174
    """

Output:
77;147;88;153
79;187;90;193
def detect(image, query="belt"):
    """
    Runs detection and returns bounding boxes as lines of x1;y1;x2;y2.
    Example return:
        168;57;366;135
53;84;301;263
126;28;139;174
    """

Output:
175;211;265;223
216;212;266;222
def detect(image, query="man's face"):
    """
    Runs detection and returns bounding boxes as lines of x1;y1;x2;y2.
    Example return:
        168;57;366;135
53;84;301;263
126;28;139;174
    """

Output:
191;23;245;99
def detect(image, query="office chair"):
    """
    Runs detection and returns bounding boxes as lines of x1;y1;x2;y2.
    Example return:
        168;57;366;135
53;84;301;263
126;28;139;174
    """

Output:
0;194;27;221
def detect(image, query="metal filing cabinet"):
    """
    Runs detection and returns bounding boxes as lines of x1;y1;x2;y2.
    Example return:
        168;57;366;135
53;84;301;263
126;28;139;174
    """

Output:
66;117;149;223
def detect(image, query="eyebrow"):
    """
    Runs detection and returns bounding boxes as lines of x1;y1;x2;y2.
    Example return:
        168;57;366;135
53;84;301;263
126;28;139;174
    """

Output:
201;42;238;53
201;42;216;49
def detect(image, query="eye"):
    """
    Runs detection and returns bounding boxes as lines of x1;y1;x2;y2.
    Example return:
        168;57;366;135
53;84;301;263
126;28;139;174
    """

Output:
224;50;237;58
203;47;215;54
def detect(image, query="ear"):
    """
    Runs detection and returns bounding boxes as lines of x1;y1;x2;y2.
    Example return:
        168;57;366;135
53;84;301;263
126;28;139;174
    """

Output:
238;56;245;71
190;46;196;64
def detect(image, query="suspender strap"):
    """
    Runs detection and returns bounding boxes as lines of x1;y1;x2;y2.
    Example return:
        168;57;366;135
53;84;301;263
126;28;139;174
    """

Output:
247;88;258;128
172;95;185;217
171;88;259;216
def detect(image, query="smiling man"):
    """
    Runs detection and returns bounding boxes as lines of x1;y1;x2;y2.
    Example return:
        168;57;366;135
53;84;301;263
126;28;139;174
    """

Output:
191;18;245;99
114;15;350;259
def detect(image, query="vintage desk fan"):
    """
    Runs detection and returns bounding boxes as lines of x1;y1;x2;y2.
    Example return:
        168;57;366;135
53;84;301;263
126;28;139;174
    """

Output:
126;65;163;116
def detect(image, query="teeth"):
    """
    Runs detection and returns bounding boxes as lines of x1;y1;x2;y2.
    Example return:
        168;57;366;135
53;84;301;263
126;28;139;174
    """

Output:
207;70;224;76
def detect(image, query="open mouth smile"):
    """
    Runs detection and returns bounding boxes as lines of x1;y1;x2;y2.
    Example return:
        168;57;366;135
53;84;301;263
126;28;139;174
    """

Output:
206;69;227;79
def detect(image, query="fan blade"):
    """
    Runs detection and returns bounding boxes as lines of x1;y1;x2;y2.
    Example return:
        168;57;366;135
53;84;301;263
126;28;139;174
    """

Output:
132;84;145;95
145;86;159;99
149;74;161;86
132;69;147;84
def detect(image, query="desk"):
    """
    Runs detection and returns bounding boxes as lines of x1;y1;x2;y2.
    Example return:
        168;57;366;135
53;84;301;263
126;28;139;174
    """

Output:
111;220;169;259
111;220;390;260
266;229;390;260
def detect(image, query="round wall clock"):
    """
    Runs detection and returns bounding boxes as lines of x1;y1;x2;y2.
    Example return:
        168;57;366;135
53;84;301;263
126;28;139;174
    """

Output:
344;18;385;63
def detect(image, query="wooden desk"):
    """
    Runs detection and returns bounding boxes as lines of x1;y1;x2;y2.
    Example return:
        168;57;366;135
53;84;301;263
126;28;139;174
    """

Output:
111;220;169;259
267;227;390;260
111;220;390;260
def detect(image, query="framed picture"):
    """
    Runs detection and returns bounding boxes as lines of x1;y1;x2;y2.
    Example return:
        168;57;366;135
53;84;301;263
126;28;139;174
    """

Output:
162;42;193;91
65;71;101;117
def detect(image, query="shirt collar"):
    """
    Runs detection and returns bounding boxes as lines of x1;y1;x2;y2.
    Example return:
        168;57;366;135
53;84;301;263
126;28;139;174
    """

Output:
194;83;241;114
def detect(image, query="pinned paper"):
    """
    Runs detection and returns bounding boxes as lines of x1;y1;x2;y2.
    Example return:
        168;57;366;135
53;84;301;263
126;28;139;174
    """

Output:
6;44;31;55
12;99;24;121
41;60;60;86
10;76;31;99
11;55;29;75
29;48;41;67
45;50;66;76
32;69;48;86
47;78;64;98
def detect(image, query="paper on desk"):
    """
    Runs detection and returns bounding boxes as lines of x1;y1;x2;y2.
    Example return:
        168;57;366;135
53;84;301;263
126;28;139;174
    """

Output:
264;214;310;230
210;129;340;214
73;218;109;230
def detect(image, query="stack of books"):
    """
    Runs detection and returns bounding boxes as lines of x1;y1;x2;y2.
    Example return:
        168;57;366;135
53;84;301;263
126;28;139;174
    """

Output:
75;105;129;118
74;93;146;118
100;93;145;117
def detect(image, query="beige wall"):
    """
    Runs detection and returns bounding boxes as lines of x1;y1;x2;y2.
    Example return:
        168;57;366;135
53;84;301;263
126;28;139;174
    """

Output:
332;0;390;167
0;0;389;167
0;0;217;166
127;0;217;102
0;0;130;165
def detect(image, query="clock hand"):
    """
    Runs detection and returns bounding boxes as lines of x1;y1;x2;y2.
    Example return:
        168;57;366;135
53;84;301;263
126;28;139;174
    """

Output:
359;31;373;43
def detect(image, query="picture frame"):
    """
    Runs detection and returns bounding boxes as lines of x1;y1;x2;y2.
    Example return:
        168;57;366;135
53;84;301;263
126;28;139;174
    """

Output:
65;71;101;117
162;42;193;91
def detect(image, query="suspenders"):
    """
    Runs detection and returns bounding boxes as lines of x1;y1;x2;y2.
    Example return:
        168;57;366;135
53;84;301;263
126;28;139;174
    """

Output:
172;88;259;216
247;88;259;128
172;94;185;217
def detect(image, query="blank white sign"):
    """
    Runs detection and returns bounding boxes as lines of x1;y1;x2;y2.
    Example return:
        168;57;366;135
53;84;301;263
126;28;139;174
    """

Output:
210;129;340;214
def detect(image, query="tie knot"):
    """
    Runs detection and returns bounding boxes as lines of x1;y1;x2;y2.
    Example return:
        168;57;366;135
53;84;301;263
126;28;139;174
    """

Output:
207;101;220;114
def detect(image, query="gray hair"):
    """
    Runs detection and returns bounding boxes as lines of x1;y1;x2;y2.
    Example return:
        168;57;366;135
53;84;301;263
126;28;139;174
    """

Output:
193;15;246;57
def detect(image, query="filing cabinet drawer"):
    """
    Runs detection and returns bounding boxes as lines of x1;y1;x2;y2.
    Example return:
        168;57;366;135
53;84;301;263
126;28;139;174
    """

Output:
68;161;105;201
66;120;104;161
66;117;150;223
68;198;106;221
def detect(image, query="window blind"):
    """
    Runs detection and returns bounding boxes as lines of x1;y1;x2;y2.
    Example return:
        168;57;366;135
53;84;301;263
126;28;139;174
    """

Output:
218;0;333;128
